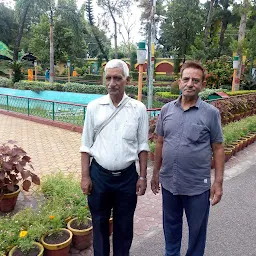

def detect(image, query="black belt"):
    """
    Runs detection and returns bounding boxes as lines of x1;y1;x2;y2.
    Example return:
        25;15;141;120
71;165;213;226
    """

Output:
91;158;135;176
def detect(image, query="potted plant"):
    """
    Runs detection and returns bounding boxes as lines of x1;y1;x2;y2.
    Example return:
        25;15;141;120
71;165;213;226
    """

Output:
40;199;73;256
8;231;44;256
0;140;40;212
0;207;46;256
41;172;92;251
67;204;92;250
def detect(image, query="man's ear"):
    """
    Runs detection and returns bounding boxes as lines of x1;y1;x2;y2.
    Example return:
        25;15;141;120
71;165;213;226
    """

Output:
126;76;131;84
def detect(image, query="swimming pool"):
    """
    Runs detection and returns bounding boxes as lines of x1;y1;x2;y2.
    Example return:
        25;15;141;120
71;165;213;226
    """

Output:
0;87;104;105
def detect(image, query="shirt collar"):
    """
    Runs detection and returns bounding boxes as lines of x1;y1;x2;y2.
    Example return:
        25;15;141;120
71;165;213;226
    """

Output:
174;95;202;109
99;93;128;106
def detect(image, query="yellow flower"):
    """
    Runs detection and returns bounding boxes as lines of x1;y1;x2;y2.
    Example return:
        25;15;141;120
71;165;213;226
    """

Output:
49;215;54;219
19;231;28;238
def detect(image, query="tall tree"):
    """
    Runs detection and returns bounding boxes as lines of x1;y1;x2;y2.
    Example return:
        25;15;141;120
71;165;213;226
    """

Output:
159;0;203;58
204;0;216;44
13;0;32;61
0;3;16;46
97;0;133;58
85;0;109;60
234;0;250;90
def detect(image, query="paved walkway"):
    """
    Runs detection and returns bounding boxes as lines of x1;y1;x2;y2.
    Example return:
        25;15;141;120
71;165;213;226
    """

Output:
0;113;161;255
1;113;255;256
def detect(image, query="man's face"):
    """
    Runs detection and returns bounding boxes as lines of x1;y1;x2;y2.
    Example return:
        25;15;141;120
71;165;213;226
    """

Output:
105;68;129;97
178;67;206;99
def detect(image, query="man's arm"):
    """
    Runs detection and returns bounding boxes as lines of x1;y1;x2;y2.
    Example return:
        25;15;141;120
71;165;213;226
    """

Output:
136;150;148;196
151;135;163;194
81;152;92;195
211;142;225;206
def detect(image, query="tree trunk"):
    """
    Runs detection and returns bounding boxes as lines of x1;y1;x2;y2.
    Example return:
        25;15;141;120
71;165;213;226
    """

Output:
114;20;118;58
49;7;55;83
13;3;31;61
234;0;249;91
204;0;215;45
218;19;228;57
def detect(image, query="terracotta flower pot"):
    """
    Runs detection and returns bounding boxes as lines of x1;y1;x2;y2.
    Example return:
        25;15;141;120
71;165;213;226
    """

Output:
67;217;92;250
9;242;44;256
0;185;21;213
224;149;232;163
41;228;72;256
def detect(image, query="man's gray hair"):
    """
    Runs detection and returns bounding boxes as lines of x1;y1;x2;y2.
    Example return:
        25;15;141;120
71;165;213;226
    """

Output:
104;59;129;77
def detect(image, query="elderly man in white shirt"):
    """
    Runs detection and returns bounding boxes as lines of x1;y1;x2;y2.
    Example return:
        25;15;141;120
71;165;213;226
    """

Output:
80;59;149;256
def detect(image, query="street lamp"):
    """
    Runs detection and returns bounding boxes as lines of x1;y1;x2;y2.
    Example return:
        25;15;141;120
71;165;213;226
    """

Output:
34;60;37;81
137;41;147;101
67;59;71;83
232;56;239;92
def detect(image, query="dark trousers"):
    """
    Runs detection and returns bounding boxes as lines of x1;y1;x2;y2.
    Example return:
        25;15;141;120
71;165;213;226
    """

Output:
88;159;138;256
162;187;210;256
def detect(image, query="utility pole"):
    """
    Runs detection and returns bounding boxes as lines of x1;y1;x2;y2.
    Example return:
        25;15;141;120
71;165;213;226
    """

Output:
49;6;55;84
147;0;156;111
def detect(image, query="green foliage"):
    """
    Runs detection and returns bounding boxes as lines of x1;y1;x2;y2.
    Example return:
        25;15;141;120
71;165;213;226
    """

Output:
223;115;256;145
160;0;204;57
204;55;233;88
226;90;256;96
170;80;180;95
64;82;107;94
130;51;137;72
199;88;227;100
149;141;156;153
154;75;176;81
40;172;90;225
155;92;179;99
14;80;65;92
83;74;102;81
130;71;139;80
10;61;24;83
0;77;13;87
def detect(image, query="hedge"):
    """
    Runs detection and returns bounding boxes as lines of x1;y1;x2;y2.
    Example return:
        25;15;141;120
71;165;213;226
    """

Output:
0;77;13;88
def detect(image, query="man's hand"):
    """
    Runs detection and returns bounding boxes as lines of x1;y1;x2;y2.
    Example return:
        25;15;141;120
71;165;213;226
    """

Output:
151;173;160;195
210;181;223;206
81;176;92;195
136;178;147;196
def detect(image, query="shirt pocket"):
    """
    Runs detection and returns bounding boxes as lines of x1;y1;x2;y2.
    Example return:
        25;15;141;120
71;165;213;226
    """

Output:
187;124;209;143
123;123;137;142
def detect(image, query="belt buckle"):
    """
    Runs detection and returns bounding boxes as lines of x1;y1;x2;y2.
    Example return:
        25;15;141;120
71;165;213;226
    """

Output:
112;171;121;176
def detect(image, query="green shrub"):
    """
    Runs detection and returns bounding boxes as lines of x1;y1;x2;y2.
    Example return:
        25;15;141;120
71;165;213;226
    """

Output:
0;77;13;88
199;88;227;100
10;62;24;83
154;75;175;81
83;74;102;81
130;71;139;80
170;80;180;94
64;82;107;94
14;80;65;92
155;92;179;99
223;115;256;145
204;55;233;89
226;90;256;96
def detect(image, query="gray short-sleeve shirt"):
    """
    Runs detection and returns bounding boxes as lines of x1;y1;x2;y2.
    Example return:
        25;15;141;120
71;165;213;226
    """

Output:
156;97;223;196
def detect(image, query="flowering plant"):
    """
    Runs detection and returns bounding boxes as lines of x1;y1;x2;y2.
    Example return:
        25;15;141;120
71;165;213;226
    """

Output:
0;140;40;198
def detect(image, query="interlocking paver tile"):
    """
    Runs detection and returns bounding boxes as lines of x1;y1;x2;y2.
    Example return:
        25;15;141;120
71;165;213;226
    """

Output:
0;114;162;255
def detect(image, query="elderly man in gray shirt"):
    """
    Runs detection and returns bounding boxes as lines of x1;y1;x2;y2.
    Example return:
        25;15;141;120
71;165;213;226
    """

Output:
151;61;225;256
